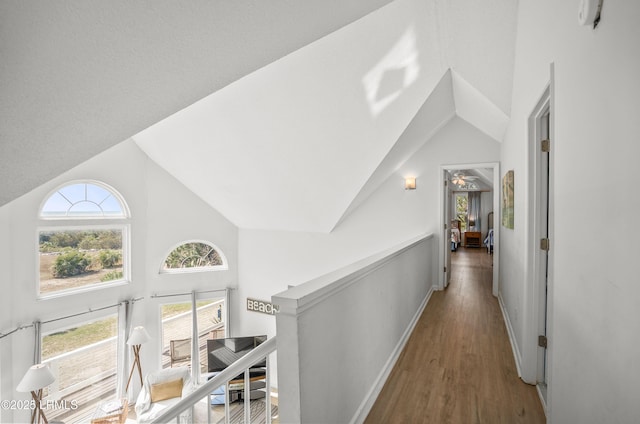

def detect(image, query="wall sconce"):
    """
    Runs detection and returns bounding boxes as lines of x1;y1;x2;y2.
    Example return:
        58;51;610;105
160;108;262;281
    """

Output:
405;177;416;190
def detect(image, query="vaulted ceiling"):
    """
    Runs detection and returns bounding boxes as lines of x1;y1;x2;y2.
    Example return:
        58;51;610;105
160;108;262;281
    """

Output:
1;0;517;232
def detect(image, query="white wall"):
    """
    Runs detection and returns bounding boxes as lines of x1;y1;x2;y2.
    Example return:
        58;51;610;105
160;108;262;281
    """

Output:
502;1;640;422
0;140;238;423
237;117;500;345
273;234;434;423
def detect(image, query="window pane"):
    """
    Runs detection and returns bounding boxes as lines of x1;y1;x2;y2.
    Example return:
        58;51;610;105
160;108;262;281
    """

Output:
41;183;125;217
162;242;224;271
39;229;124;296
42;316;118;422
196;300;225;373
161;299;225;373
161;302;193;369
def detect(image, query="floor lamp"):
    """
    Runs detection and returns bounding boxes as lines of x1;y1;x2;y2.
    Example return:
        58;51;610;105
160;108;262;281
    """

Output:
16;364;56;424
126;326;150;392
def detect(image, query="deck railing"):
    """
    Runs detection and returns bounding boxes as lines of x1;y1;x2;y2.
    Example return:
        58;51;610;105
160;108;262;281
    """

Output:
42;301;222;405
43;336;117;401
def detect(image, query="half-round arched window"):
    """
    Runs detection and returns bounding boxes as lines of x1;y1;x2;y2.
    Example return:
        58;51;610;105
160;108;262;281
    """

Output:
38;181;130;298
161;241;227;273
40;181;129;218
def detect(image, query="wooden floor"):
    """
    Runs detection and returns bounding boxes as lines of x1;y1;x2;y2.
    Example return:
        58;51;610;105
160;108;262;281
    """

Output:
365;247;545;424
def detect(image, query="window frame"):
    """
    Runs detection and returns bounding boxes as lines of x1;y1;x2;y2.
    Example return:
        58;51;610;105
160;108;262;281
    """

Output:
37;181;131;299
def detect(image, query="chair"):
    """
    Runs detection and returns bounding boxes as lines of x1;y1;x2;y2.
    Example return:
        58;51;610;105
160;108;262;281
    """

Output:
169;338;191;367
135;366;192;423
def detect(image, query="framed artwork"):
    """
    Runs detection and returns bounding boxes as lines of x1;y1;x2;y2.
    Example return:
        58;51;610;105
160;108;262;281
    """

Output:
502;170;514;229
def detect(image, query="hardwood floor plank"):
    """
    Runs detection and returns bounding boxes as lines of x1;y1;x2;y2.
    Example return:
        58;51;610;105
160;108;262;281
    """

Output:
365;248;545;424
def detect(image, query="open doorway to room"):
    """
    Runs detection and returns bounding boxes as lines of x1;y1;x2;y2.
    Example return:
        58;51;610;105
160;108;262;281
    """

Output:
441;163;500;295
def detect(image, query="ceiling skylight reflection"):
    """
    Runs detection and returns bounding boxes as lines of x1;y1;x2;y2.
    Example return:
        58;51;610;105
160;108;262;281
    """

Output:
362;26;420;117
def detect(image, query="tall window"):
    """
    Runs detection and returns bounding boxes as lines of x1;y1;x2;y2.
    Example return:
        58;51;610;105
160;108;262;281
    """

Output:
161;297;226;373
42;315;118;422
38;181;130;297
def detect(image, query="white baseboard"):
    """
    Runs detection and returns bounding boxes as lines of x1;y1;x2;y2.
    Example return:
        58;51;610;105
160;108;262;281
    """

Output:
498;292;523;378
350;286;435;424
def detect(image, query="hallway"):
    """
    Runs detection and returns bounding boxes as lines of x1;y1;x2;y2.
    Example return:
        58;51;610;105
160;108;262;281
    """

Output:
365;247;545;423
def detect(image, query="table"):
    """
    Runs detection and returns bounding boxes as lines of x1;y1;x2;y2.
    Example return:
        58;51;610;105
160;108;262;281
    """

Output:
91;398;128;424
464;231;482;248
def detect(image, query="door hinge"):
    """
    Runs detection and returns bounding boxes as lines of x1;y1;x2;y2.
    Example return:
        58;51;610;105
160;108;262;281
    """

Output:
540;238;550;251
541;139;550;153
444;266;447;273
538;335;548;348
445;223;448;230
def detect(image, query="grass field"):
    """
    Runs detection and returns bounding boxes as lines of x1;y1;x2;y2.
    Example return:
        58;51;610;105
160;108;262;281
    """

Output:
42;316;118;360
42;301;217;360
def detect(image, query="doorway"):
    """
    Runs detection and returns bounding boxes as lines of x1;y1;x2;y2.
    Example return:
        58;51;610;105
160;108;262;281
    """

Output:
528;84;552;406
440;162;500;295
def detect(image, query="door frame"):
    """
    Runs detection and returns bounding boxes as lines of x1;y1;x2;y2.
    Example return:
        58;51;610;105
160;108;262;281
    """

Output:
523;66;555;416
439;162;500;295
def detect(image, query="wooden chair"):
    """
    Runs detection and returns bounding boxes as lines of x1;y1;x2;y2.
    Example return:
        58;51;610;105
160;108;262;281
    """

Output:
169;338;191;367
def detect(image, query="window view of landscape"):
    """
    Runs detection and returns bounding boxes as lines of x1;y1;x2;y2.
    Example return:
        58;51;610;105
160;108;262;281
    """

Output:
456;193;469;232
39;229;124;295
161;299;225;372
42;315;118;422
163;242;223;271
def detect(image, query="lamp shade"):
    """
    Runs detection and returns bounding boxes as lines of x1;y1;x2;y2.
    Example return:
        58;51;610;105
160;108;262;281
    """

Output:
16;364;55;392
127;326;151;346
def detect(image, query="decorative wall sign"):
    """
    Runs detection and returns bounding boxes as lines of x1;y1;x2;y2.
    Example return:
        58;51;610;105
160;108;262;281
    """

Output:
247;298;280;315
502;170;514;229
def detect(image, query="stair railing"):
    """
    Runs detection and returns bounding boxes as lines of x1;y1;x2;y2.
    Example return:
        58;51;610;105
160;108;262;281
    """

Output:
149;336;276;424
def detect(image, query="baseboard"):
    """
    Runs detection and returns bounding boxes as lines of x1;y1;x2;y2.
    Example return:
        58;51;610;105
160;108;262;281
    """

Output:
536;384;548;419
497;292;523;378
350;286;435;424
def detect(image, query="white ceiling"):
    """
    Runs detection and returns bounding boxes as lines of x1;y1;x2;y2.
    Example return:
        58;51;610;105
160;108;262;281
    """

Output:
0;0;393;207
2;0;518;233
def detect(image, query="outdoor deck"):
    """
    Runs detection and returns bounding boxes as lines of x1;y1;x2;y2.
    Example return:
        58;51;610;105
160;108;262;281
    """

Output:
44;302;223;423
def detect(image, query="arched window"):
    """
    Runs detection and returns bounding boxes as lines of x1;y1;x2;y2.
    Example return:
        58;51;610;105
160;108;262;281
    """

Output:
38;181;130;297
161;241;227;273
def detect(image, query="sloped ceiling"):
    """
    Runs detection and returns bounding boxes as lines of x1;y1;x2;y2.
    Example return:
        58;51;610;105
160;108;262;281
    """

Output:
134;0;515;232
2;0;518;233
0;0;393;207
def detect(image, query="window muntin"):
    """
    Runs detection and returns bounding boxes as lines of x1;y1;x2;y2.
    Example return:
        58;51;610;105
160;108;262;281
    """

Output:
38;181;130;298
41;182;127;218
161;241;227;273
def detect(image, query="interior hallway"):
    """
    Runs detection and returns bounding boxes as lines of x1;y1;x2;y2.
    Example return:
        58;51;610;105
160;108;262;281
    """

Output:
365;247;545;423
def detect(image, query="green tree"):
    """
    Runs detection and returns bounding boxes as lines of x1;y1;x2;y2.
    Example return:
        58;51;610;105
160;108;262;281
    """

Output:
456;194;468;232
98;250;122;268
164;243;222;269
52;250;92;278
